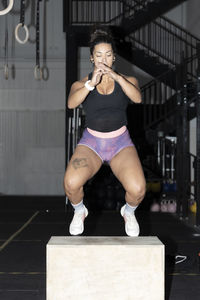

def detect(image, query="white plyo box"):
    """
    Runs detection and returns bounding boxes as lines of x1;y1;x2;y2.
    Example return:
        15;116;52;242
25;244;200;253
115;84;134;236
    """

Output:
47;236;165;300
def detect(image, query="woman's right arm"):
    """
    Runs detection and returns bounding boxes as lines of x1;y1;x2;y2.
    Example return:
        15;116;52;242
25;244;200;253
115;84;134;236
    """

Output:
67;77;91;109
67;68;104;109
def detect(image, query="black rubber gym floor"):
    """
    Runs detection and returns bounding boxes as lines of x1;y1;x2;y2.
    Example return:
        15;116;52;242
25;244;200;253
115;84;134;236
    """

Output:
0;196;200;300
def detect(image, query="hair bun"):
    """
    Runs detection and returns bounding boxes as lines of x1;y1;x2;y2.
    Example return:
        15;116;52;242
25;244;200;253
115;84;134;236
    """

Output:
89;27;116;54
93;29;108;36
90;29;108;43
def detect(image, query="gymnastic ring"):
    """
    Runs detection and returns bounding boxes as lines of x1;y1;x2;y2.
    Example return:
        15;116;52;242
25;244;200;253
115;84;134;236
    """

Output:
34;65;42;80
4;64;9;80
41;65;49;81
27;24;36;44
15;23;29;44
0;0;14;15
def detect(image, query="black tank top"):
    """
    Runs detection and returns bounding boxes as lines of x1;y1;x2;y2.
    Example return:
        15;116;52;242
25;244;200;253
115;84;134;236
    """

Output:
82;73;129;132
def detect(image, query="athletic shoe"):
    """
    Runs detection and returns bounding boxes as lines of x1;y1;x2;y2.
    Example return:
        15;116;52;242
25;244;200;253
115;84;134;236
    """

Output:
69;205;88;235
120;205;140;237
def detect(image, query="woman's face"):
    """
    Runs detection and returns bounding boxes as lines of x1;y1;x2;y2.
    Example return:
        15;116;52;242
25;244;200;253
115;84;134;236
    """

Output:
91;43;114;68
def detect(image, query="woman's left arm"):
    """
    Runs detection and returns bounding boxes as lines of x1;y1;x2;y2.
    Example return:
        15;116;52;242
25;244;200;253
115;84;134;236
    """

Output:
99;63;142;103
116;74;142;103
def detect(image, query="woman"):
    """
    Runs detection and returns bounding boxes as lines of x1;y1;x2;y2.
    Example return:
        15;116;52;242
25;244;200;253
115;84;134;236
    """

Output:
64;29;146;237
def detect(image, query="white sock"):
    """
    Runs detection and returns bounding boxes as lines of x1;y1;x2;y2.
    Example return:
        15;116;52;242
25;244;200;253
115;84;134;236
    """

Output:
71;200;84;213
124;202;137;215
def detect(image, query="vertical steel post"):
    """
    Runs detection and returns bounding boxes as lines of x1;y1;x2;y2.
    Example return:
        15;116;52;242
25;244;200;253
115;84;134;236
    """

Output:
176;54;190;219
63;0;71;32
181;71;189;219
196;43;200;227
176;63;183;217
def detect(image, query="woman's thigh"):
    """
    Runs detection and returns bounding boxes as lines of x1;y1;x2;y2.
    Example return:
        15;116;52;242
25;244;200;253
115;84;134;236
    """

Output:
110;146;146;192
64;145;103;188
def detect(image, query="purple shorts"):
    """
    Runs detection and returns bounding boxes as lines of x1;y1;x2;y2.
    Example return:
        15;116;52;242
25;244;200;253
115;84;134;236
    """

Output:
78;128;134;163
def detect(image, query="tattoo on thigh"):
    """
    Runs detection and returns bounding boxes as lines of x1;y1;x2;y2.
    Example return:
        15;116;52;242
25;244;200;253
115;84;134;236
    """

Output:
72;158;88;169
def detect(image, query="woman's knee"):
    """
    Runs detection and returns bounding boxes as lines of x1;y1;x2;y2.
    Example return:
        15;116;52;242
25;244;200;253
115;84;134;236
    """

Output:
127;180;146;204
63;173;82;196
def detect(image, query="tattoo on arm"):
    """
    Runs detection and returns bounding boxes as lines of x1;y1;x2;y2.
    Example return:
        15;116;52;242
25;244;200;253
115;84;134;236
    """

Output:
72;158;88;169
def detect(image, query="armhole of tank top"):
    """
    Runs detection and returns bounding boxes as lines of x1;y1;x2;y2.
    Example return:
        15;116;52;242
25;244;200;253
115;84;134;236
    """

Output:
88;72;92;80
116;81;129;103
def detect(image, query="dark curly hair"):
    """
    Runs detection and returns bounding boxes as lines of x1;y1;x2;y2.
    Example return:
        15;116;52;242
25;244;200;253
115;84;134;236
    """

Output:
89;29;116;55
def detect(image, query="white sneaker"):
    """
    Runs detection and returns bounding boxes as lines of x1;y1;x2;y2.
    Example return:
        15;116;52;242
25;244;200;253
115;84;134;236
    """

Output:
120;205;140;237
69;205;88;235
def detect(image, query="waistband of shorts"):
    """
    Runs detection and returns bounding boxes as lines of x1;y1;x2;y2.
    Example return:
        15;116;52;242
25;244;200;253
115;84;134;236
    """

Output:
87;126;127;138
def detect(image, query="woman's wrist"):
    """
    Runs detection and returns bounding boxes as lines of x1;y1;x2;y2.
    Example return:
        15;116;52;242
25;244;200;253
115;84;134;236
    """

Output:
84;80;95;91
116;73;123;83
117;75;139;90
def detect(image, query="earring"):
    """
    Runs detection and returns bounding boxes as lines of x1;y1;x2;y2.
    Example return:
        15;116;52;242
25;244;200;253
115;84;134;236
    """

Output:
90;59;94;64
113;57;116;62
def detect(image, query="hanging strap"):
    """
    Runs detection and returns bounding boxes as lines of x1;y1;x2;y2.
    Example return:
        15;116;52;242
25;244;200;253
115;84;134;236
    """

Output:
20;0;25;26
42;0;49;80
4;0;9;80
11;12;16;79
10;0;30;15
4;29;9;80
5;29;8;65
34;0;42;80
36;0;40;67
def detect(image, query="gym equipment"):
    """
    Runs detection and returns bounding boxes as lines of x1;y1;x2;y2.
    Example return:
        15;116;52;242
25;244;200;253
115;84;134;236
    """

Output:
15;0;29;44
4;11;9;80
157;131;164;168
167;199;177;213
163;181;171;193
158;135;177;181
34;0;42;80
189;201;197;214
160;199;168;212
47;236;165;300
160;195;177;213
41;0;49;81
15;23;29;44
0;0;13;15
150;182;161;193
11;14;16;79
146;181;162;193
150;201;160;212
